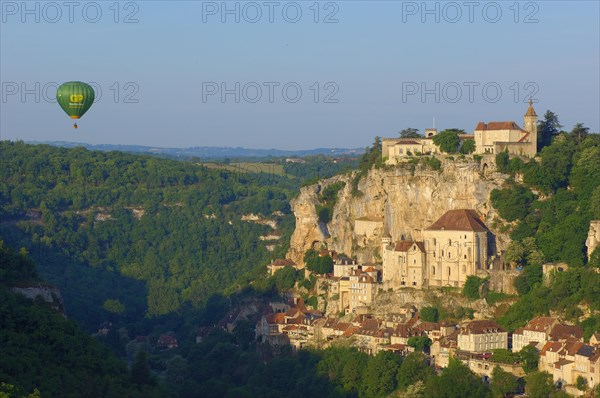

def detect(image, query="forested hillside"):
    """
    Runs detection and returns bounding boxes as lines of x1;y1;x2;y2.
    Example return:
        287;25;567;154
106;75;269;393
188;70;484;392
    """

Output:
0;142;351;329
0;242;162;398
488;131;600;332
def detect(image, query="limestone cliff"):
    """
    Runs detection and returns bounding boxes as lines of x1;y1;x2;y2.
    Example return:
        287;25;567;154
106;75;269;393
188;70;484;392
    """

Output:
288;158;508;266
12;283;66;316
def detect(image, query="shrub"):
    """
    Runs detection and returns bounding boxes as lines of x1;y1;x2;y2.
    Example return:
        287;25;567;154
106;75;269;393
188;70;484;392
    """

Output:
462;276;485;300
420;306;439;322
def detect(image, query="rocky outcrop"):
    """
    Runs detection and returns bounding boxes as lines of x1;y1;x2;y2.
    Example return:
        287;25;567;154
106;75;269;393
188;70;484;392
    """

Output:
586;221;600;260
288;158;508;266
12;284;66;316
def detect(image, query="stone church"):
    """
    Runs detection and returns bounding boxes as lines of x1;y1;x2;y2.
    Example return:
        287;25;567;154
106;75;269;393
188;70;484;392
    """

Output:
381;209;493;289
473;100;538;156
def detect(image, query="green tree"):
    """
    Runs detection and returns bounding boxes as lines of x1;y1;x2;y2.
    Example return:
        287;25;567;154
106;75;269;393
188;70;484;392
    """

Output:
432;130;461;154
490;365;518;398
525;371;555;398
303;250;333;275
490;184;535;222
496;150;510;173
420;306;439;322
273;266;297;291
102;298;126;315
520;345;540;373
460;139;476;154
424;358;490;397
576;375;587;392
590;248;600;268
131;351;154;386
400;128;422;138
463;276;485;299
514;264;543;295
538;110;562;150
397;352;434;390
571;123;590;145
591;186;600;219
360;351;402;398
407;336;432;353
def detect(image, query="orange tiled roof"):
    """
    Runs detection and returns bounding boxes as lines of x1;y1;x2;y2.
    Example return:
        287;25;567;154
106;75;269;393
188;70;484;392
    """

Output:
541;341;563;355
342;326;359;338
474;121;527;132
524;316;557;333
550;324;583;341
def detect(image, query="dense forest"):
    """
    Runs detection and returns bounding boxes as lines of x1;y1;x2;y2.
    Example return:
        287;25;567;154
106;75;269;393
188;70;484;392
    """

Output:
488;128;600;332
1;123;599;397
0;242;162;398
0;142;353;330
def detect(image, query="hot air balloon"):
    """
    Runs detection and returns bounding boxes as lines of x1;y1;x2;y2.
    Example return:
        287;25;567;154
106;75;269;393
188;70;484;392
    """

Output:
56;81;95;129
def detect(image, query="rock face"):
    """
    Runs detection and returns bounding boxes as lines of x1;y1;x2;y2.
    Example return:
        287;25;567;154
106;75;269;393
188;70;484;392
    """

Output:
586;221;600;260
288;158;508;266
12;284;66;315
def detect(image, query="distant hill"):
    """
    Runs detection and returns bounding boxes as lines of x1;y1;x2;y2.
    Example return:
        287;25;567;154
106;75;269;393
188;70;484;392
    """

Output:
27;141;365;159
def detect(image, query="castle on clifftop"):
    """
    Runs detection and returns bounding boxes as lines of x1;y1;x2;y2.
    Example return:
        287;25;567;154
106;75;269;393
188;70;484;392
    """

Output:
382;101;538;163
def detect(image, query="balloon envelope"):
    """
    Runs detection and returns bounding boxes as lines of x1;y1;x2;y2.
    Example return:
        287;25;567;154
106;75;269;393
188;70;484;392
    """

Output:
56;82;95;119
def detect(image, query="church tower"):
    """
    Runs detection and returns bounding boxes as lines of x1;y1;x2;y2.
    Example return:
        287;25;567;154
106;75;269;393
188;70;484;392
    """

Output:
524;99;538;155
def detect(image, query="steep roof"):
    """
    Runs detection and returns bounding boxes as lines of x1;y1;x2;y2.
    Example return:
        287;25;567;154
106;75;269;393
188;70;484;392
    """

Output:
549;324;583;341
541;341;563;355
524;316;558;333
461;320;505;334
426;209;488;232
474;121;527;132
525;100;537;117
394;241;425;253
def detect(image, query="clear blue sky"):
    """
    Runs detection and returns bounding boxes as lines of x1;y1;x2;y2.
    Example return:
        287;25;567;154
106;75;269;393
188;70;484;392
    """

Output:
1;1;599;149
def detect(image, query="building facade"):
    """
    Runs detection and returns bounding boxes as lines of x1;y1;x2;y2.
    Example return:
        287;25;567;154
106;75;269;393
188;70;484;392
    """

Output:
382;209;492;289
474;100;538;156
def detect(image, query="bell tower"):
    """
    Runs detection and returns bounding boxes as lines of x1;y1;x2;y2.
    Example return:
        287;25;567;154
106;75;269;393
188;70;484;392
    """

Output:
524;99;538;155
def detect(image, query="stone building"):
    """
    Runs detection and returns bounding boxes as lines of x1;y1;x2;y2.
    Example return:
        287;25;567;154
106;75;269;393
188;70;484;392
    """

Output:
382;128;474;164
457;320;508;353
511;316;559;352
382;209;492;289
473;100;538;156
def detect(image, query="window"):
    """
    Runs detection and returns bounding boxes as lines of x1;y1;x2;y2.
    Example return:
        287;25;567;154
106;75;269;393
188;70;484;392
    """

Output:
432;266;435;275
448;267;451;276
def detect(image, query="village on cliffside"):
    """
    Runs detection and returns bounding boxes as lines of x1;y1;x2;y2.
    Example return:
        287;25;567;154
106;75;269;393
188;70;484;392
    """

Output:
247;102;600;397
